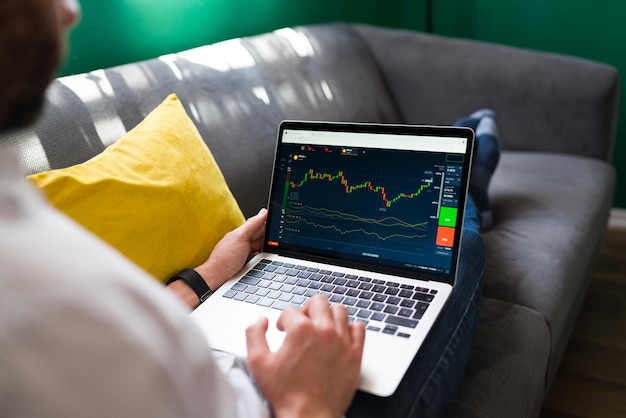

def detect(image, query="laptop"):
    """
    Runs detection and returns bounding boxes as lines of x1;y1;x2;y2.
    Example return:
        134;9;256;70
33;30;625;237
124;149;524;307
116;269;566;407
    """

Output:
190;120;474;397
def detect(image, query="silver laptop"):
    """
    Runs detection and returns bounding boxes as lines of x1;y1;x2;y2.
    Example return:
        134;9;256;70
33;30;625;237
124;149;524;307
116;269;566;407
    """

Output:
191;120;474;397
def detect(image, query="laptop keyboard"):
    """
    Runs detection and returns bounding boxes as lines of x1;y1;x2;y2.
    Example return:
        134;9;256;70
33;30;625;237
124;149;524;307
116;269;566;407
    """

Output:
222;259;436;338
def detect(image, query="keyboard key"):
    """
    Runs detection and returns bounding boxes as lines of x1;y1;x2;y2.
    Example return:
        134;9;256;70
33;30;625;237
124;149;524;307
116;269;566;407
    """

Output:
296;279;311;287
248;269;264;278
245;295;260;304
321;283;335;292
272;275;286;283
357;309;372;319
371;312;386;321
398;308;413;317
292;295;307;305
308;281;323;290
383;305;399;315
329;294;344;303
279;293;293;302
346;288;360;297
258;280;271;288
370;302;384;312
382;325;398;335
387;296;401;305
397;332;411;338
384;287;400;296
400;299;416;308
358;282;373;290
372;284;386;293
413;302;429;319
292;287;306;296
268;290;282;299
280;284;295;293
373;293;387;302
333;277;347;285
346;306;358;316
256;298;274;307
272;300;298;311
244;286;258;294
399;289;413;298
223;290;237;298
333;286;348;295
241;276;260;286
413;292;434;302
385;315;418;328
343;297;357;306
285;277;298;285
356;300;370;309
232;283;247;292
359;291;374;300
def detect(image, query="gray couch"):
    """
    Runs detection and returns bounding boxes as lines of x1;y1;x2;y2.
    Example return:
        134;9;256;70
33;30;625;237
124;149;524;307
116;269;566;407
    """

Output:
2;23;617;417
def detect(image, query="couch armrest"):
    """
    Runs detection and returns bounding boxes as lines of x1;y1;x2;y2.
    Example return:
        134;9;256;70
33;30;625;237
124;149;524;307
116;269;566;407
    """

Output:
352;24;619;162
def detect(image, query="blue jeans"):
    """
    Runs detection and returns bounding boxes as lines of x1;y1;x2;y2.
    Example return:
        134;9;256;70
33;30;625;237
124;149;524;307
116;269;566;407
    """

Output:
347;196;485;418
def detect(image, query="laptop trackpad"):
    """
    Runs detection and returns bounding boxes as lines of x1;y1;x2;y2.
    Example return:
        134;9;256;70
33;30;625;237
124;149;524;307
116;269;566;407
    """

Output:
228;315;285;355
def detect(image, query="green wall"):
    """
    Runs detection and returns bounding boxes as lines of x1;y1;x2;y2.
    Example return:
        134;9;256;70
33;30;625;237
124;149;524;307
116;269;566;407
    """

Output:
431;0;626;207
61;0;624;208
60;0;426;76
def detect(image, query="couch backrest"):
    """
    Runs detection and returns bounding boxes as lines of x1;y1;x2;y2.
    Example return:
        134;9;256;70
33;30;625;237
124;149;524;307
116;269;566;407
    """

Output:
353;24;620;162
1;23;400;217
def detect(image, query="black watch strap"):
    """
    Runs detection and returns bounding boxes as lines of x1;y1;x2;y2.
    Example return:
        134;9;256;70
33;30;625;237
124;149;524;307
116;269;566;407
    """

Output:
167;268;213;302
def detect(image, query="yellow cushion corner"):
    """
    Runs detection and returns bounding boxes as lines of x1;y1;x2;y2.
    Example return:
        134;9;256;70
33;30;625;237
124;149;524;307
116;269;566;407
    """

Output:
28;94;245;282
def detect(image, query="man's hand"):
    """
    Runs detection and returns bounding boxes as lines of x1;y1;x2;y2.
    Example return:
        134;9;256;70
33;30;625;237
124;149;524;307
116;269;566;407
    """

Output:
246;295;366;418
168;208;267;308
196;207;267;291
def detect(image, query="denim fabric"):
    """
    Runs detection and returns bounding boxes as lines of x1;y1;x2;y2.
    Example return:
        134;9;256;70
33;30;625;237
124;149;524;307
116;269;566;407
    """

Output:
347;196;485;418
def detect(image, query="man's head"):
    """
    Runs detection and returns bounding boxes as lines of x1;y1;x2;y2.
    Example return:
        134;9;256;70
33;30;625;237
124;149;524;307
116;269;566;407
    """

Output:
0;0;80;130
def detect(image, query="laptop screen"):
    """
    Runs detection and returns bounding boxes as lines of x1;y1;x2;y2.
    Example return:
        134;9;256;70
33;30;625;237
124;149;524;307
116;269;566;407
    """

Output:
264;121;474;285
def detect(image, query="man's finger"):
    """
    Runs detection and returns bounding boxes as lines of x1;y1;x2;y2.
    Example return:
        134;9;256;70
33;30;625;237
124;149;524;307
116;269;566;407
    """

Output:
245;317;271;361
302;294;334;324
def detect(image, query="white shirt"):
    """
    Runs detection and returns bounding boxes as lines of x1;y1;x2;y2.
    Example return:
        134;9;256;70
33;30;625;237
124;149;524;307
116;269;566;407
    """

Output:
0;148;270;418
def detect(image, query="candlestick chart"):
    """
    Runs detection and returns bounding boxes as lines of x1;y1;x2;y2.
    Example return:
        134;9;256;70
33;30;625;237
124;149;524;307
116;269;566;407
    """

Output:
275;150;448;259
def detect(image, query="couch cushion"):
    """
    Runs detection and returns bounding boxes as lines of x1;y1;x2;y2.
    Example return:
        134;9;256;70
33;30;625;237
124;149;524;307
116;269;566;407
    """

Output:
450;297;550;418
27;94;245;283
482;151;614;380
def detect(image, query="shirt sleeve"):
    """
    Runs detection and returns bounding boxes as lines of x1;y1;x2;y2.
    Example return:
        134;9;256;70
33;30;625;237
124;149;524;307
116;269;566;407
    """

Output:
0;174;270;418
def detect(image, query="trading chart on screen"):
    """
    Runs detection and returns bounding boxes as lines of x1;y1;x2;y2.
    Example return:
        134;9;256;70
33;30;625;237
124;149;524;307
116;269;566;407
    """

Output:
266;133;468;276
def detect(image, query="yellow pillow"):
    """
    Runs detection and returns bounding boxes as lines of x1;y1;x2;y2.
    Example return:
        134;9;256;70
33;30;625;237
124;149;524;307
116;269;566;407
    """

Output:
28;94;245;283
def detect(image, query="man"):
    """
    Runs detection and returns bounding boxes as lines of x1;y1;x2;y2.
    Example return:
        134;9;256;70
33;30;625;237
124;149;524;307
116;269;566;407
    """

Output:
0;1;497;417
1;1;364;417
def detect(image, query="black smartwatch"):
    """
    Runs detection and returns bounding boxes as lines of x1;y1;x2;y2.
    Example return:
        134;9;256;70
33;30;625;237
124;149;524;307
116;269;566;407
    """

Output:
166;268;213;302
